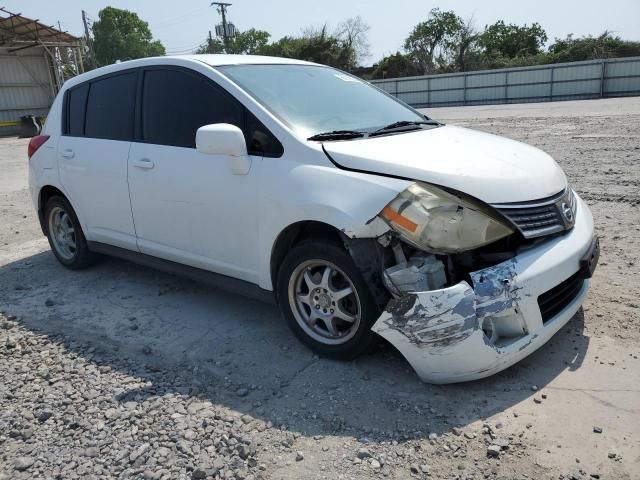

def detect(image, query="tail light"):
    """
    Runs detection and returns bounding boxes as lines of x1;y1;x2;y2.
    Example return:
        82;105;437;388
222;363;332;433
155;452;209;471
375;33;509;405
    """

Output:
27;135;50;160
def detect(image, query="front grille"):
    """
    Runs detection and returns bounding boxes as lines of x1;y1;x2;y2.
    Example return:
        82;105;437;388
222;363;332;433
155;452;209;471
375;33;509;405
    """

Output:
537;270;585;323
493;189;576;239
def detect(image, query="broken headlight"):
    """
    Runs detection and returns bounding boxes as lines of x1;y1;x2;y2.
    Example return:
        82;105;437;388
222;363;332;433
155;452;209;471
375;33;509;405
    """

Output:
380;183;514;253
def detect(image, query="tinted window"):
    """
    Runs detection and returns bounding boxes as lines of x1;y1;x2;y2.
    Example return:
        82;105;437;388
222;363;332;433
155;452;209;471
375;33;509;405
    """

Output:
142;69;243;148
66;84;89;136
85;72;137;140
246;111;283;157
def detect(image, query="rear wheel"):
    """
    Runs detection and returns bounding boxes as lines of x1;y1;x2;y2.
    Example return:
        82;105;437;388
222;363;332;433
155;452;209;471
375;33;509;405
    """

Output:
45;196;96;269
277;241;380;359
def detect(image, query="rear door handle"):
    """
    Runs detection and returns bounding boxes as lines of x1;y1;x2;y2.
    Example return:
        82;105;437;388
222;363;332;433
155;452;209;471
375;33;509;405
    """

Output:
61;149;75;159
133;158;154;170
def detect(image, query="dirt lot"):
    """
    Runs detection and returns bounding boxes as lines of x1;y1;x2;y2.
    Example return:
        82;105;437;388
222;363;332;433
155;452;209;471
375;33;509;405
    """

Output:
1;97;639;480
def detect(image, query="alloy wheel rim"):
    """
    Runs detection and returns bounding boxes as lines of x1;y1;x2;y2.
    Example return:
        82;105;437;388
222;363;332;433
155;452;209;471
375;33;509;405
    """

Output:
288;259;362;345
48;206;77;261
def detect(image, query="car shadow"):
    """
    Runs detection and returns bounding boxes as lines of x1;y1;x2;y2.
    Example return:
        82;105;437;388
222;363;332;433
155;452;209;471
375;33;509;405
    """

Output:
0;249;590;440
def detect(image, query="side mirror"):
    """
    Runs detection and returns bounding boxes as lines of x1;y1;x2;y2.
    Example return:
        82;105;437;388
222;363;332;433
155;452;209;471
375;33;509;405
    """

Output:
195;123;250;175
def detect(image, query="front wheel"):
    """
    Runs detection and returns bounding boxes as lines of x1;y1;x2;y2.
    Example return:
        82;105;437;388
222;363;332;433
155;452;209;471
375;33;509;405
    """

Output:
277;241;380;359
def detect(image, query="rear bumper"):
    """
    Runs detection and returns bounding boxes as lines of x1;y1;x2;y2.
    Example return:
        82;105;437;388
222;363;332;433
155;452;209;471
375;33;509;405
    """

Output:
372;194;596;384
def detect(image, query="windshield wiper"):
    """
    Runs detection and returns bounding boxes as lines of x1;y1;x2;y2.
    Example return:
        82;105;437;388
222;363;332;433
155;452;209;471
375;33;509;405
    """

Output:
307;130;365;141
308;120;439;141
369;120;440;137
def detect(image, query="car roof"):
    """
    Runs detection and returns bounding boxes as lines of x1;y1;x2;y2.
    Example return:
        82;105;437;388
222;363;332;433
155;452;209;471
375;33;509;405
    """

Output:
61;54;321;90
177;54;318;67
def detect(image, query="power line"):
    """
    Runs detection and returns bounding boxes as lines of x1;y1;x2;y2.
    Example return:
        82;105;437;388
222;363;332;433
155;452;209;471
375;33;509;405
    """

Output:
165;48;205;54
164;40;208;54
165;40;207;51
152;6;210;30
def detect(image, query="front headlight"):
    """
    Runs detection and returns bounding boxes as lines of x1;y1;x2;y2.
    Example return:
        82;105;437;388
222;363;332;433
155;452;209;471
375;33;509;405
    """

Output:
380;183;514;253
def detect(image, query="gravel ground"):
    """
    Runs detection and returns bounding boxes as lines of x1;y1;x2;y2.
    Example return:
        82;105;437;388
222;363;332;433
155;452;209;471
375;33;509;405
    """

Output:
1;97;639;480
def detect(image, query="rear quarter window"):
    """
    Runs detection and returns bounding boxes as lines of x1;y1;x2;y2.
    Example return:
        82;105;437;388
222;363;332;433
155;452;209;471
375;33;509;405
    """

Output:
65;84;89;136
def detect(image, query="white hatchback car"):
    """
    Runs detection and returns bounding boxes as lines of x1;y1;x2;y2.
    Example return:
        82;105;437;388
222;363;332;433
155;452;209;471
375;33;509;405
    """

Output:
28;55;599;383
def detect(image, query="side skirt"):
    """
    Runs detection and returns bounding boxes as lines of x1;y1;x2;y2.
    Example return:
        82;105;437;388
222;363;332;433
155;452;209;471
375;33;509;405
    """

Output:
87;242;276;305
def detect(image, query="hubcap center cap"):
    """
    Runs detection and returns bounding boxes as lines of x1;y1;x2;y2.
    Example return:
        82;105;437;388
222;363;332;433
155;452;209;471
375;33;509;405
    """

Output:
316;292;332;309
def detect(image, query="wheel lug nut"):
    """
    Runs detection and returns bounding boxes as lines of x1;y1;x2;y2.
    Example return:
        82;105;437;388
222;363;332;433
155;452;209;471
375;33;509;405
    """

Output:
315;305;320;309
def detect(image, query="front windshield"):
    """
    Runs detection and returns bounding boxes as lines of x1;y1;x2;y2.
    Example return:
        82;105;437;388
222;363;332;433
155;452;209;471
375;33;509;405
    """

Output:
218;64;426;138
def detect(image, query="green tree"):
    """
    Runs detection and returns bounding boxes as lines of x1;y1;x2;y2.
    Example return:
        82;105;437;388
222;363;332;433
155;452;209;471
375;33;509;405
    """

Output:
196;36;225;54
258;35;300;58
196;17;368;71
299;25;353;68
548;32;640;62
479;20;547;60
197;28;270;55
371;52;421;79
92;7;165;65
404;9;464;74
261;25;354;69
228;28;271;54
336;16;371;69
452;17;483;72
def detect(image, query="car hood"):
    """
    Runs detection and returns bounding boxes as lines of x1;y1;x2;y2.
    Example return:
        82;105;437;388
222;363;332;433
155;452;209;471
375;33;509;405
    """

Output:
322;125;567;204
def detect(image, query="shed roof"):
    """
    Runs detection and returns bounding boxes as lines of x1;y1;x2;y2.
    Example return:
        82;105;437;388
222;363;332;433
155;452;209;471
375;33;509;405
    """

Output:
0;7;80;48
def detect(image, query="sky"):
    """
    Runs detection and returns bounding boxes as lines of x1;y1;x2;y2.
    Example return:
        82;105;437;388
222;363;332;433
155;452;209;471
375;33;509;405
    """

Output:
4;0;640;65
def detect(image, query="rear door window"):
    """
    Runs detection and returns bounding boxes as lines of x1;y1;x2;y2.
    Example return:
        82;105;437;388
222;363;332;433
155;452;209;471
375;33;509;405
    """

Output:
141;68;243;148
85;72;137;140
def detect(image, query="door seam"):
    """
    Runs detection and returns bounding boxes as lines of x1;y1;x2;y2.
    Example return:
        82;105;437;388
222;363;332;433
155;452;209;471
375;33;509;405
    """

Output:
125;141;141;252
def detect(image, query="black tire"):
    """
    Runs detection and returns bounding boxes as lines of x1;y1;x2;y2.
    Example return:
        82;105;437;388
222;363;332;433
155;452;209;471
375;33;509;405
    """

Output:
276;240;381;360
44;195;97;269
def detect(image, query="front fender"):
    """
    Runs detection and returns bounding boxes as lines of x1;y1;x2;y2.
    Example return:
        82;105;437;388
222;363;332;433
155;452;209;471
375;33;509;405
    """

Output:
257;160;410;290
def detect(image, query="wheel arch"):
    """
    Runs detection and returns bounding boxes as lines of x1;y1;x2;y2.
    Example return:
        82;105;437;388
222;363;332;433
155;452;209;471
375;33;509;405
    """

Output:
38;185;68;235
270;220;345;295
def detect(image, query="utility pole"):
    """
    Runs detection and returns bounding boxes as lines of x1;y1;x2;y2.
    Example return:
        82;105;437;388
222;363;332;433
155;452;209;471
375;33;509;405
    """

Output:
211;2;232;52
81;10;96;68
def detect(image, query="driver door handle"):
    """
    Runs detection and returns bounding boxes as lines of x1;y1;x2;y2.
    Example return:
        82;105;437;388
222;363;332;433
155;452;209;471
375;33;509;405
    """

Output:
61;149;75;159
133;158;154;170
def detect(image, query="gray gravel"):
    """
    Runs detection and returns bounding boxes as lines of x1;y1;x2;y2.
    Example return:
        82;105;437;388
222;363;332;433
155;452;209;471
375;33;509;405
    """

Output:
2;97;640;479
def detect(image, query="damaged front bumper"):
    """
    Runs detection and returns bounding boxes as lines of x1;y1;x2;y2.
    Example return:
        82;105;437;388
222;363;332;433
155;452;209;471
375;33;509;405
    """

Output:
372;195;597;384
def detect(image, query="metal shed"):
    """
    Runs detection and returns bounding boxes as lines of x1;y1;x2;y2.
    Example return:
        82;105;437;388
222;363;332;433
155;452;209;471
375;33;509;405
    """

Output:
0;8;84;136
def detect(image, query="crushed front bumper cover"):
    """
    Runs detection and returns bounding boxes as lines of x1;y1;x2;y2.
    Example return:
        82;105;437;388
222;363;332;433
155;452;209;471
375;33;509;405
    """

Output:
372;195;597;384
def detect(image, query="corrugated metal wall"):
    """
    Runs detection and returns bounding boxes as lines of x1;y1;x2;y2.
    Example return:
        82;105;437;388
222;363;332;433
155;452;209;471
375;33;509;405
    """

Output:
371;57;640;107
0;46;54;136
